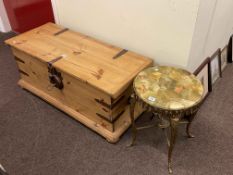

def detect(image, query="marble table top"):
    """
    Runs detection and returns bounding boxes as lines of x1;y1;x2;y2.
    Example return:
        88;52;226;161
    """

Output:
134;66;204;110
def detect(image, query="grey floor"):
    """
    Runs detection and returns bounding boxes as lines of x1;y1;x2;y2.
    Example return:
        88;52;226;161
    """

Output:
0;32;233;175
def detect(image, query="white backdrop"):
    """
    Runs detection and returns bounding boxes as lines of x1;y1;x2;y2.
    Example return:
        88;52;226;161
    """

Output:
51;0;200;69
187;0;233;71
51;0;233;71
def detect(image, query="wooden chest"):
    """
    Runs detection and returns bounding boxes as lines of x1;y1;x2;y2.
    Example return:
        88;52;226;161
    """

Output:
5;23;153;143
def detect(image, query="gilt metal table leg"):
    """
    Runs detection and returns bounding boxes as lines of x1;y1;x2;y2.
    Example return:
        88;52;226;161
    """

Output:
168;117;179;174
128;94;137;146
157;114;171;147
164;128;170;147
186;111;197;138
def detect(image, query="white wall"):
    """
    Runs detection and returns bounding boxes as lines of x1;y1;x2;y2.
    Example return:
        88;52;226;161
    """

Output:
0;0;11;32
52;0;233;71
204;0;233;56
187;0;233;71
187;0;217;71
52;0;200;68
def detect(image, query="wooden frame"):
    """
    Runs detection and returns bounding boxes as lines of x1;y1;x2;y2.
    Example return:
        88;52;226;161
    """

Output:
221;45;228;72
193;57;211;97
209;49;222;89
193;37;232;97
227;34;232;63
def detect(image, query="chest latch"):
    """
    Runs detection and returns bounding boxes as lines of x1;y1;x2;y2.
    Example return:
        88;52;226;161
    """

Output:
48;61;64;90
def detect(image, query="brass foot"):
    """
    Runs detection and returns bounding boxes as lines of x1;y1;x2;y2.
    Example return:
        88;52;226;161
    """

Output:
168;163;173;174
127;142;135;147
187;133;195;138
186;123;195;138
127;128;137;147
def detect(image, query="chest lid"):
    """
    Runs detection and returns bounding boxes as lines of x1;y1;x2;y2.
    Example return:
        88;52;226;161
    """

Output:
5;23;153;98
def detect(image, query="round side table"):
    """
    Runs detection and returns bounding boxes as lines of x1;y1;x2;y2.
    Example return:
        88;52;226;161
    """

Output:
129;66;204;173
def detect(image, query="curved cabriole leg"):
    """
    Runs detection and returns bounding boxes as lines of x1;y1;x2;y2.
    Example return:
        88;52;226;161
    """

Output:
164;128;170;147
158;114;171;147
128;94;137;147
168;117;179;174
186;112;197;138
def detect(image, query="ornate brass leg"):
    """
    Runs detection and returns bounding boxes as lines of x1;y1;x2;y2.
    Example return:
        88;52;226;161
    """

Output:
164;128;170;147
168;117;179;174
186;112;197;138
128;94;137;147
157;114;170;147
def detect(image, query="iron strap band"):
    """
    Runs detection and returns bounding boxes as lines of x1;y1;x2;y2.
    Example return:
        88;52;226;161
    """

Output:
48;55;64;66
54;28;69;36
96;109;125;123
18;69;29;76
113;49;128;59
